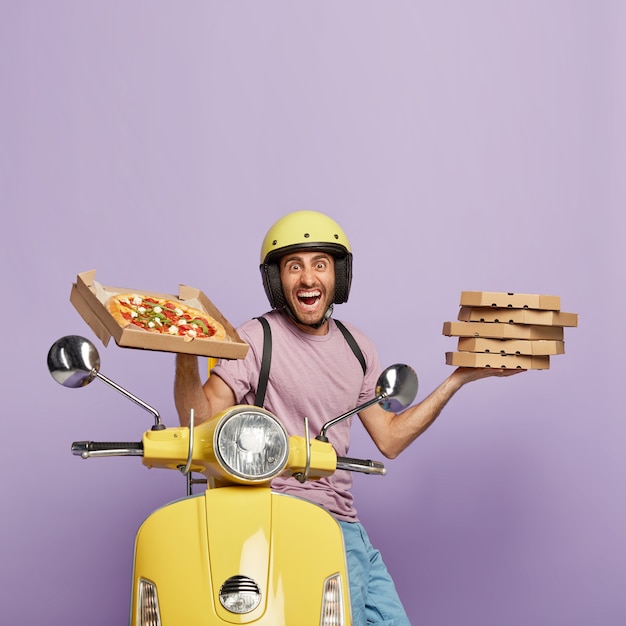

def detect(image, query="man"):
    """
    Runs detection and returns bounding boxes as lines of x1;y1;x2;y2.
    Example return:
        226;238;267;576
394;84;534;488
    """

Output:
174;210;522;625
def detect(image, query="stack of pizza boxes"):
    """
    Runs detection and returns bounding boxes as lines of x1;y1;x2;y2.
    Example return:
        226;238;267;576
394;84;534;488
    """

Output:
443;291;578;369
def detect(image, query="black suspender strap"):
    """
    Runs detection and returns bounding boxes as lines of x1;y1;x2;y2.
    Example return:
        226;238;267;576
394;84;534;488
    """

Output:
334;319;367;375
254;316;272;407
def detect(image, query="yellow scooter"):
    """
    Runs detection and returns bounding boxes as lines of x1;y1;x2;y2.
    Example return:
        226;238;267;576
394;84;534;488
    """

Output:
47;335;418;626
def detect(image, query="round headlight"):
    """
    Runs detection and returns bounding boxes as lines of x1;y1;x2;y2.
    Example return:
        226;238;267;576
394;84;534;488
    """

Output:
215;407;289;481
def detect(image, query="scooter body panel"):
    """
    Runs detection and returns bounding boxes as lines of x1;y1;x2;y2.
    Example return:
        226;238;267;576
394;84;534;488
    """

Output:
130;486;352;625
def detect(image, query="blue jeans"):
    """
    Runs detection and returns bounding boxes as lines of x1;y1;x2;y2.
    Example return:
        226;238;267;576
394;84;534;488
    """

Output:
339;521;411;625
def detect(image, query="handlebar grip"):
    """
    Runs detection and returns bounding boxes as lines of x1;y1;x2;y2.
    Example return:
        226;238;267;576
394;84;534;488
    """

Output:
71;441;144;458
336;456;387;475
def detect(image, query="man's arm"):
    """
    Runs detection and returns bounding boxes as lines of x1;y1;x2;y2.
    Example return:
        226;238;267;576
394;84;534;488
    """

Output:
358;367;523;459
174;354;236;427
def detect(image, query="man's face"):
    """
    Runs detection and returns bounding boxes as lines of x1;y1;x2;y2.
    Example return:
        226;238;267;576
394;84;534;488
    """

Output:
279;250;335;331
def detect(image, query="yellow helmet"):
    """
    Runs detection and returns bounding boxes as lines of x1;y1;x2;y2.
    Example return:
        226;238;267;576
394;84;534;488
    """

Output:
259;210;353;309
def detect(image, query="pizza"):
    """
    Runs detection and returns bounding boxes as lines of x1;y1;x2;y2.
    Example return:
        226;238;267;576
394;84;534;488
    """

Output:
106;293;227;342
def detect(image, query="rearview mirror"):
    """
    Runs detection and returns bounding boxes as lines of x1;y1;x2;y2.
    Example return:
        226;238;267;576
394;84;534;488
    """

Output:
47;335;163;429
376;363;419;413
47;335;100;388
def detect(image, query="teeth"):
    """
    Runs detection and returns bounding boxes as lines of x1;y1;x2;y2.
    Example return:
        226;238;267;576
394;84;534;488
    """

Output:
298;291;320;298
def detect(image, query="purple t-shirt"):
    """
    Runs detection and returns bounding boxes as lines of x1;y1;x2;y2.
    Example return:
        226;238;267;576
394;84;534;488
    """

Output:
211;309;382;522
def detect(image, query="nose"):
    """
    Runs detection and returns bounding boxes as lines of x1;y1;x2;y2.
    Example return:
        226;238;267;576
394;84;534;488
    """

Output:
300;264;316;286
300;267;315;285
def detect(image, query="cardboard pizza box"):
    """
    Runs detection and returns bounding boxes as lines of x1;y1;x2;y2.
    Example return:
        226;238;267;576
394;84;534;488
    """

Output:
70;270;249;359
458;307;578;328
446;351;550;370
442;321;565;340
457;337;565;356
459;291;561;311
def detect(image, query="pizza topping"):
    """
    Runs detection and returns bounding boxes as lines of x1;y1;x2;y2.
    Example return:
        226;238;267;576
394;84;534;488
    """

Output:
106;293;227;342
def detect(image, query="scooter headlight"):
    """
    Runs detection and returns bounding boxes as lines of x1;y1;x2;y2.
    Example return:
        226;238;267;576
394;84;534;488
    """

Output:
215;407;289;482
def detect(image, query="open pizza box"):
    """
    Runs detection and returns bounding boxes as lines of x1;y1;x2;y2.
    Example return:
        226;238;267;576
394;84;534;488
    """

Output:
70;270;249;359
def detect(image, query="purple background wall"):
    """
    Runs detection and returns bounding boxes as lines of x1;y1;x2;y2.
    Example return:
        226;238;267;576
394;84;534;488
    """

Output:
2;2;624;624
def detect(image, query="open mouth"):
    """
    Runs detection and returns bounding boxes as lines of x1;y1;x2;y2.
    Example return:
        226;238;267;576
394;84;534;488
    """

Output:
297;290;322;308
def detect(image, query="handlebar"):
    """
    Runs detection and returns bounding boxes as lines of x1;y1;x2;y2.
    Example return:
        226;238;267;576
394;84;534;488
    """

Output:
336;456;386;475
70;442;386;476
71;441;144;459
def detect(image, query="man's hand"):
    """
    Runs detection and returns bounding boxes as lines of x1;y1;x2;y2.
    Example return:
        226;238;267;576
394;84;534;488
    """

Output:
450;366;527;385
